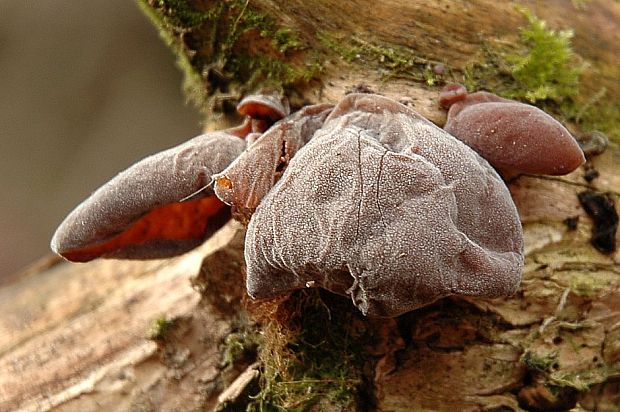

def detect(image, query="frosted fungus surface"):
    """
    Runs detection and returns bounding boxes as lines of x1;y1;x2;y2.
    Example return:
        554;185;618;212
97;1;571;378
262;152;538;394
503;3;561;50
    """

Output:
50;130;246;262
52;92;525;317
236;92;291;122
213;103;333;222
51;93;292;262
219;93;524;317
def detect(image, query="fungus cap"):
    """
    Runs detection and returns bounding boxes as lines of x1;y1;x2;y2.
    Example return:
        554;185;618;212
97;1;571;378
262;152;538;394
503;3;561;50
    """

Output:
236;92;290;122
240;93;524;317
438;83;468;109
442;84;585;175
51;131;245;262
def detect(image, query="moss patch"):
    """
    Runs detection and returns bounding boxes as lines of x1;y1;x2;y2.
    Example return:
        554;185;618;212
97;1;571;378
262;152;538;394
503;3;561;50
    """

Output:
136;0;322;113
146;314;178;341
223;329;260;368
462;7;581;104
319;34;447;86
462;8;618;143
521;350;559;373
506;8;581;103
247;290;380;411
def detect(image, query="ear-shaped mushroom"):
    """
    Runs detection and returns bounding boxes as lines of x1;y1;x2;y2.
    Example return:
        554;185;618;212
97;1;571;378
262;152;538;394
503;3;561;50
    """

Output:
441;84;585;176
213;103;333;222
51;131;246;262
438;83;468;109
237;92;291;129
241;93;524;317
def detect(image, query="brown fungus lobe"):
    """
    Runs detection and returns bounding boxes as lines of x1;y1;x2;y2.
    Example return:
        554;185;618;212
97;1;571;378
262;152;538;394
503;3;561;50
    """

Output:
51;91;525;318
51;92;290;262
439;82;468;109
441;84;585;176
51;131;246;261
237;92;290;123
213;103;333;222
236;93;524;317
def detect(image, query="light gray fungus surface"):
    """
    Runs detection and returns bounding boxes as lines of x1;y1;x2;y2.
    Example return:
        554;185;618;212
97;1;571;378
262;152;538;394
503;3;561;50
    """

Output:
221;93;524;317
51;130;246;262
52;91;524;317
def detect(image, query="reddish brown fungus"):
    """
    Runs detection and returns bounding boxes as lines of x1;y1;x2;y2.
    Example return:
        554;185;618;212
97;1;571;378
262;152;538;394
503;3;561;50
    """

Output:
51;131;245;261
214;103;333;222
439;82;467;109
441;84;585;176
240;94;524;317
236;92;290;123
52;92;525;317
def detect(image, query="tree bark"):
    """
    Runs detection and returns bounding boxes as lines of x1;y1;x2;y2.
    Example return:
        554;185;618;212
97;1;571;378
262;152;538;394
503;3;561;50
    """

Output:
2;1;619;411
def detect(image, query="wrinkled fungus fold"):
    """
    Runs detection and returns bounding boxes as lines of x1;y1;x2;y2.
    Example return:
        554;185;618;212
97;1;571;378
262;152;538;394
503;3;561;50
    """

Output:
52;92;526;317
226;94;524;317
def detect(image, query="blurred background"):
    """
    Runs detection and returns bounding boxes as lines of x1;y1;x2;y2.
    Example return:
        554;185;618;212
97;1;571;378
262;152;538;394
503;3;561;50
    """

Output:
0;1;202;279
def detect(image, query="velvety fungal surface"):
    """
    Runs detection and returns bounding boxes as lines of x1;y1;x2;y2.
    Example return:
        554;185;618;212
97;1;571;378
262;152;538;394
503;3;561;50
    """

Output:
214;103;333;222
51;131;245;261
242;94;524;317
442;85;585;175
438;83;468;109
51;92;525;317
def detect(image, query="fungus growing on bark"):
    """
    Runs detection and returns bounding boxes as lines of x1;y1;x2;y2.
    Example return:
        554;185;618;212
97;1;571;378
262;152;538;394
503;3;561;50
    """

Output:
214;103;333;222
441;83;585;176
52;92;524;317
51;92;294;262
237;93;524;317
439;83;467;109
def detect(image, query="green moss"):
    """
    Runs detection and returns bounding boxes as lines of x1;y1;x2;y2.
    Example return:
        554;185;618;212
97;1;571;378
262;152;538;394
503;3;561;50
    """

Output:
462;9;581;103
223;330;260;367
150;0;211;28
272;28;303;54
550;365;609;391
565;88;620;143
462;9;618;142
147;315;177;341
136;0;209;108
247;290;370;411
567;272;611;298
319;33;446;84
136;0;319;114
506;8;581;103
317;33;359;62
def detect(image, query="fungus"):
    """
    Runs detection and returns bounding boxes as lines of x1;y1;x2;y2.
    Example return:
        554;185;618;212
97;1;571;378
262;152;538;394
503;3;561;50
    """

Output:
213;103;333;222
50;129;246;262
236;92;290;123
438;83;467;109
577;131;608;158
241;93;524;317
51;92;293;262
51;92;525;318
441;83;585;176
